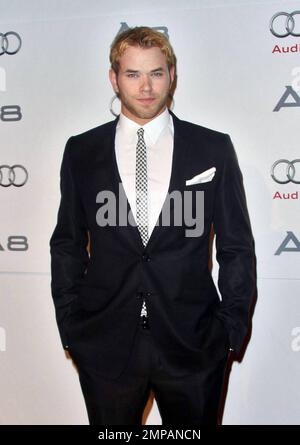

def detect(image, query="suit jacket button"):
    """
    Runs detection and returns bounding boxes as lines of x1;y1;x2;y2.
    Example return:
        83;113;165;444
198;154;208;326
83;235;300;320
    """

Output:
142;254;151;261
136;292;143;299
146;292;151;297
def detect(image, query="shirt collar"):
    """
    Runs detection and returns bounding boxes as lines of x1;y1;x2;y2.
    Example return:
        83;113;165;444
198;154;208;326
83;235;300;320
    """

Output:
117;108;171;145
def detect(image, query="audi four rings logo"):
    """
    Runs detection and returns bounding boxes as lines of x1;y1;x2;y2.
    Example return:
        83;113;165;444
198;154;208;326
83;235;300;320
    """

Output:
271;159;300;184
270;11;300;38
0;31;22;55
0;165;28;187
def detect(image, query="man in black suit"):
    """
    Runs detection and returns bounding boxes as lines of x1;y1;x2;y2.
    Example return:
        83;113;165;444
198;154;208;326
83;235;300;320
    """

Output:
50;26;256;425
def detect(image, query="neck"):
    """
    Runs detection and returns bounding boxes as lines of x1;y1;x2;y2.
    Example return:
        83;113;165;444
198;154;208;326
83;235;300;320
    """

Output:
121;106;167;126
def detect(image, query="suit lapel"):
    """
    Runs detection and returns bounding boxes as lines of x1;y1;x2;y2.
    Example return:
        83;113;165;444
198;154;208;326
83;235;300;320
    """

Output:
107;115;143;250
146;110;188;251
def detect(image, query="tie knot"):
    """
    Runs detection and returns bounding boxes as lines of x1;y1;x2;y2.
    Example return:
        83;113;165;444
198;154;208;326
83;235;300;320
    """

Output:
137;127;144;138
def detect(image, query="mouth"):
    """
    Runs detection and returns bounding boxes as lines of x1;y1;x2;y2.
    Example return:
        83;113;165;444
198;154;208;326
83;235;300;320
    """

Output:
137;98;156;104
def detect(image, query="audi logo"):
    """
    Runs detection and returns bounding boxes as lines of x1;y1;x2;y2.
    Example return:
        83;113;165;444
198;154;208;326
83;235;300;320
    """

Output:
0;165;28;187
271;159;300;184
0;31;22;56
118;22;169;38
270;11;300;38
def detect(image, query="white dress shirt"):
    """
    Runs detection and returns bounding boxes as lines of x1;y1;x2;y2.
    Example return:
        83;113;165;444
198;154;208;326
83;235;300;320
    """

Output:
114;108;174;239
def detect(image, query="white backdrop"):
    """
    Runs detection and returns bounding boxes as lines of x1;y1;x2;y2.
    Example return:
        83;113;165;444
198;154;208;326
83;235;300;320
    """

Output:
1;0;300;424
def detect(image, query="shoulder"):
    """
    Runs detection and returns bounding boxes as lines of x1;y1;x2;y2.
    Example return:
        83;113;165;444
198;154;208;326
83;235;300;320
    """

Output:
171;111;233;159
171;111;229;142
63;118;118;162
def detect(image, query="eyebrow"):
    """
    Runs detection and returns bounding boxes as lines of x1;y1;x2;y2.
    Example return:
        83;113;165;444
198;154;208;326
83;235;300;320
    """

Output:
150;67;164;72
124;67;164;73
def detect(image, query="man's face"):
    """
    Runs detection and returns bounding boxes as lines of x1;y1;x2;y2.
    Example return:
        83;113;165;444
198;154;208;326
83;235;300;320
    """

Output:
109;45;175;125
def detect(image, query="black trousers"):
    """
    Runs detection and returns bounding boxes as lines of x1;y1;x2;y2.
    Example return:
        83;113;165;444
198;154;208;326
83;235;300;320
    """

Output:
76;322;228;425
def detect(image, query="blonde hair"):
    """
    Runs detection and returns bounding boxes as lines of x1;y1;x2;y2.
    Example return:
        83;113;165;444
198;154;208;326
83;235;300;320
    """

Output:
110;26;176;74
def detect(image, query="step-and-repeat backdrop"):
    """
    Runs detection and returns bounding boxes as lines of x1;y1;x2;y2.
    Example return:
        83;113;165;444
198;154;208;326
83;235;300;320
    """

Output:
1;0;299;424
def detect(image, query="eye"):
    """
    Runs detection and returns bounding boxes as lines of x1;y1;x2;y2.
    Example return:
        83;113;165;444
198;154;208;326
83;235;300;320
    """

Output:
127;73;139;78
152;72;163;77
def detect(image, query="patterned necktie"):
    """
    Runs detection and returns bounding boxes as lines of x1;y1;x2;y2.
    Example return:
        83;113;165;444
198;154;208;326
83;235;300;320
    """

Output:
136;127;149;324
136;127;149;246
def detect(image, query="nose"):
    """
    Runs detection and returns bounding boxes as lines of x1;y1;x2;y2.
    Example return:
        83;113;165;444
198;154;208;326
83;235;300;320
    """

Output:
140;74;152;93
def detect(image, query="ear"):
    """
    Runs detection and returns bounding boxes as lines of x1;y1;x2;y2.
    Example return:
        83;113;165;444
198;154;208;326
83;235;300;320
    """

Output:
169;65;175;86
109;68;119;93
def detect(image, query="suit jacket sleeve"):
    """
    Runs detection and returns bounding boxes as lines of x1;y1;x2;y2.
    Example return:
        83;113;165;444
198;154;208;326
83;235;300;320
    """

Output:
49;137;89;350
213;134;256;354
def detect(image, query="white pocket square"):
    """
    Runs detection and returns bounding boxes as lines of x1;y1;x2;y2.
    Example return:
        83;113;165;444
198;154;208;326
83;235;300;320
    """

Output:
185;167;216;186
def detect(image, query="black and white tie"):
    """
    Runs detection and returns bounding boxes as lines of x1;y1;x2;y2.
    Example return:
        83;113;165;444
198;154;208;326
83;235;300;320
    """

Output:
136;127;149;246
136;127;149;323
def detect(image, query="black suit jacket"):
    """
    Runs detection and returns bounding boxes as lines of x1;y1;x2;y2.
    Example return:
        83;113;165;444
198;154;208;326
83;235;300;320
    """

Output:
50;110;256;379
